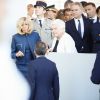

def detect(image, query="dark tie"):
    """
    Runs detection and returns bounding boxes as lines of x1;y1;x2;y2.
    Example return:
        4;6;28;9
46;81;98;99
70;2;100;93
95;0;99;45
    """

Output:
78;20;82;37
39;20;42;27
91;19;94;23
53;40;59;52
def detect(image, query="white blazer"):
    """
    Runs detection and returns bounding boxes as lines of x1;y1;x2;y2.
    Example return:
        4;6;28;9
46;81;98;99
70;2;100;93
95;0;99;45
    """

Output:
51;33;77;53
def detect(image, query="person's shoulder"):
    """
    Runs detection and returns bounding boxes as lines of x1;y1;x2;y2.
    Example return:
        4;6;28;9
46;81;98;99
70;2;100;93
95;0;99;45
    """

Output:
45;18;52;23
31;31;38;34
63;33;75;44
31;31;39;36
64;33;73;39
45;57;56;66
65;19;74;26
12;33;21;38
82;15;92;23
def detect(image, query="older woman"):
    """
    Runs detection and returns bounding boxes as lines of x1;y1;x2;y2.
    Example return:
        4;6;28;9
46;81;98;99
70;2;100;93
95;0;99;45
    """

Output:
11;17;41;79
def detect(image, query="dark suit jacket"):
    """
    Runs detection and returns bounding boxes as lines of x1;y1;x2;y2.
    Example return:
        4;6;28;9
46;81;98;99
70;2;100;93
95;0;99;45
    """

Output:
91;52;100;84
91;20;100;53
28;57;59;100
11;31;40;64
65;15;93;53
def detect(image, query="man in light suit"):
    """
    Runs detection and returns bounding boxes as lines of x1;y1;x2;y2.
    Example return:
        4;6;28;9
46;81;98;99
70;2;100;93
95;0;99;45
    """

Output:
49;19;77;53
32;0;53;48
65;2;93;53
28;41;59;100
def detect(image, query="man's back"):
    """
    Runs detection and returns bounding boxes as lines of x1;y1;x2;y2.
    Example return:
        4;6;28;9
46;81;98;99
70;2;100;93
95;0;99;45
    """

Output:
28;56;59;100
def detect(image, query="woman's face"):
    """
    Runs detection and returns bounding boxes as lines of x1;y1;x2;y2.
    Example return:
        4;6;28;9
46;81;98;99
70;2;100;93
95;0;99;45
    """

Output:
21;22;29;33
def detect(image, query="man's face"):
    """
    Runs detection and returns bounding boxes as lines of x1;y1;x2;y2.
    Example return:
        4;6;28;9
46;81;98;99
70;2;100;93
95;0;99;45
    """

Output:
35;6;45;16
28;7;34;15
71;5;82;19
51;24;63;38
47;10;57;19
84;5;96;18
64;10;73;21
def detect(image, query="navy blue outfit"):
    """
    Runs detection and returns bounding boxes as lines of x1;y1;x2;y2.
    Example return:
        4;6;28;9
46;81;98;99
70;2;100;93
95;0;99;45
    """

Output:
11;31;41;79
91;52;100;84
28;57;59;100
65;15;93;53
91;18;100;53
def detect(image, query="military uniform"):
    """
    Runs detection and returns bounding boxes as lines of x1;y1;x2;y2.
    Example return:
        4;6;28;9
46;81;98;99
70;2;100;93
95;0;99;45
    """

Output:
32;18;53;48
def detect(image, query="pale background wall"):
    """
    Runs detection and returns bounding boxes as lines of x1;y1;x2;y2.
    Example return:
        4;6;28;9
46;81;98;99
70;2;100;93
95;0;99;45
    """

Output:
0;0;100;100
46;53;99;100
2;1;100;100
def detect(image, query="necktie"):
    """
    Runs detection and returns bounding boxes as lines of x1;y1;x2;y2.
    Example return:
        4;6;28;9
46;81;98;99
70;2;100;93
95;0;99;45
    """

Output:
78;20;82;37
91;19;94;23
53;40;59;52
39;20;42;27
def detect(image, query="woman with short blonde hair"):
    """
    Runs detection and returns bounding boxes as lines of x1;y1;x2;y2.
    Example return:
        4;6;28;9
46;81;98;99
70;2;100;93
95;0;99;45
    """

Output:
17;17;33;34
11;17;41;79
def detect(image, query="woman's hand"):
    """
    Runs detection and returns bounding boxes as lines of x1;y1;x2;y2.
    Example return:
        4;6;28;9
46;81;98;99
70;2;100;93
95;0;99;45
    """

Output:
16;51;24;57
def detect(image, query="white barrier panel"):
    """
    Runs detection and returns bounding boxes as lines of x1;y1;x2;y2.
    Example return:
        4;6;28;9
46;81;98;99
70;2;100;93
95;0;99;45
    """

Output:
46;53;99;100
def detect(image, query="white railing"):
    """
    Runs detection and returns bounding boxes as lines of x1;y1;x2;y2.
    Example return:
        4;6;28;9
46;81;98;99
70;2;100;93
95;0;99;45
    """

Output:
46;53;99;100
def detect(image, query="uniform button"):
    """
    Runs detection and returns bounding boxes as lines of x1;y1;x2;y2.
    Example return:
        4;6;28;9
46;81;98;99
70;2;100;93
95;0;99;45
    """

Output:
98;34;100;36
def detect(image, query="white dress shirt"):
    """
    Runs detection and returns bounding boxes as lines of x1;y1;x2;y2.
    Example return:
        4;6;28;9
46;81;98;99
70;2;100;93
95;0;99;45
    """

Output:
74;16;84;38
90;15;98;23
51;33;77;53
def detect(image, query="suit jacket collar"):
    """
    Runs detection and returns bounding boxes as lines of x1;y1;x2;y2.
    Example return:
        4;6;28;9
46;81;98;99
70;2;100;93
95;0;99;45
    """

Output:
73;15;88;39
71;19;82;38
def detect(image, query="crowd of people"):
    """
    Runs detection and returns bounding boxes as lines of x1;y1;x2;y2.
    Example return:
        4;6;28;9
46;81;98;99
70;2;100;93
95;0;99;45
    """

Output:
3;0;100;100
9;0;100;100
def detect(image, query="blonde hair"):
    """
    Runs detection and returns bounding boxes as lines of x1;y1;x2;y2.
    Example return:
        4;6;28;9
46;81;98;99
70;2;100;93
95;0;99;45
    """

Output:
17;17;33;35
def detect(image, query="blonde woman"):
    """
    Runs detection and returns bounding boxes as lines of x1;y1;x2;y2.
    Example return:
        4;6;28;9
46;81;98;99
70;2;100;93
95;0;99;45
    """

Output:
11;17;41;79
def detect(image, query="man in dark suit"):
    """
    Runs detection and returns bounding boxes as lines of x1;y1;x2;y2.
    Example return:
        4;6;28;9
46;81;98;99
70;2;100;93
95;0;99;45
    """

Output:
65;2;93;53
91;52;100;84
84;2;100;53
28;41;59;100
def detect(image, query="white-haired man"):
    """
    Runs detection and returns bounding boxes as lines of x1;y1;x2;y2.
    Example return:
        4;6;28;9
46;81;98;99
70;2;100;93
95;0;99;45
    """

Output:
49;19;77;53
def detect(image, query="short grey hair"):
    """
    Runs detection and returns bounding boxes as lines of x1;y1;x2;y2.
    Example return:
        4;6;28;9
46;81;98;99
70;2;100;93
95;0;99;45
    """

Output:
51;19;65;31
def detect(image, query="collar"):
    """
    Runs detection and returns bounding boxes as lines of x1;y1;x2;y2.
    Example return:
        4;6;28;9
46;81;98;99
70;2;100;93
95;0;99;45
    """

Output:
37;17;45;22
90;15;97;23
74;16;83;21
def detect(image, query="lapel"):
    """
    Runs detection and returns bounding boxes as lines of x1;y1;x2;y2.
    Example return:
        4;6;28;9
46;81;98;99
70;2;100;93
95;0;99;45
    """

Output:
82;15;88;39
71;19;82;38
34;18;41;29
